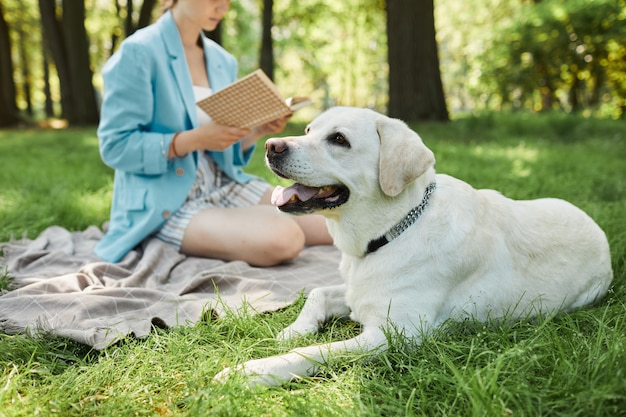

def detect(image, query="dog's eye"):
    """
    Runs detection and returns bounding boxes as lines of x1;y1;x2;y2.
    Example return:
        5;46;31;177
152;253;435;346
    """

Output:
328;132;350;148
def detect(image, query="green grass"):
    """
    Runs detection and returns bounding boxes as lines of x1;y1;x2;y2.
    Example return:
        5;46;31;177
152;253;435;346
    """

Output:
0;128;113;241
1;112;625;416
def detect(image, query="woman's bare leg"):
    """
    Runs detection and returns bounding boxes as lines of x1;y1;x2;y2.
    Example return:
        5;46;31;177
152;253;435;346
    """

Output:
180;189;333;266
258;189;333;246
180;205;306;266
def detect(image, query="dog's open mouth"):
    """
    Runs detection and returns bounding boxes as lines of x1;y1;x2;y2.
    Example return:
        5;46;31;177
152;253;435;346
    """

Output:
271;183;350;214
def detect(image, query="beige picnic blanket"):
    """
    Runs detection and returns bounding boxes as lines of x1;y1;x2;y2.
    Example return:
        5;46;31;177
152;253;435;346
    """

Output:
0;226;342;349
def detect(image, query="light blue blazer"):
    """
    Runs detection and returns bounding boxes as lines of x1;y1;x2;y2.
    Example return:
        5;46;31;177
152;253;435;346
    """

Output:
95;11;256;263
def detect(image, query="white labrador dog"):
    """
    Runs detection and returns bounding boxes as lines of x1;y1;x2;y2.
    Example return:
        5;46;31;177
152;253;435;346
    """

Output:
215;106;613;386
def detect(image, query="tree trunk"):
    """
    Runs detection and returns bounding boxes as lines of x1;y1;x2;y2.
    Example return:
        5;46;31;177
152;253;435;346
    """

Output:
42;42;55;118
569;75;580;112
0;1;19;126
39;0;74;121
110;0;122;55
137;0;157;30
386;0;448;122
259;0;274;81
125;0;158;37
40;0;98;125
17;20;33;116
62;0;99;125
125;0;134;37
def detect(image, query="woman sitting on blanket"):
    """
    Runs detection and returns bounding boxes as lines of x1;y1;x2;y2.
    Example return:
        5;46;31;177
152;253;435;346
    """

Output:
96;0;332;265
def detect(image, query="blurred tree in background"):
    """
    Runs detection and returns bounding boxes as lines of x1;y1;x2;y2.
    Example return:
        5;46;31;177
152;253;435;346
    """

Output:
437;0;625;118
0;1;19;127
39;0;99;125
387;0;448;121
0;0;624;128
477;0;626;116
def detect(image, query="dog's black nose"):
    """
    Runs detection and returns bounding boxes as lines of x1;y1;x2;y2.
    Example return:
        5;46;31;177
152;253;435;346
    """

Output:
265;138;288;155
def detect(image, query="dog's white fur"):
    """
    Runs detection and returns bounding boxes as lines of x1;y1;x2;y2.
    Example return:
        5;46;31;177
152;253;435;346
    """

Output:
214;107;613;386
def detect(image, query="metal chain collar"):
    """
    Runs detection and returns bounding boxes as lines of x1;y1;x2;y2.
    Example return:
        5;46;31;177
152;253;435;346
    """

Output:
385;181;437;240
365;181;436;255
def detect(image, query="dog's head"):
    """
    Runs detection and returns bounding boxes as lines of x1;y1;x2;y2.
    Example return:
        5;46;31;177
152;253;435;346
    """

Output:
265;107;435;215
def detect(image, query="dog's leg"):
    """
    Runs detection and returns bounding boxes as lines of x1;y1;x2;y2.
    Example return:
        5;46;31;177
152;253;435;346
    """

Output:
278;284;349;340
214;326;388;387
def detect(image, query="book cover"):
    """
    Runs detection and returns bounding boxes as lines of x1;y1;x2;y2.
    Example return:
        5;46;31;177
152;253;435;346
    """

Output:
196;69;312;129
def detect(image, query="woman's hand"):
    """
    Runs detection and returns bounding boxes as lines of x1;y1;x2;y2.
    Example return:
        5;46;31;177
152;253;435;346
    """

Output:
240;115;292;150
168;122;250;158
252;115;291;137
196;122;251;151
168;115;292;159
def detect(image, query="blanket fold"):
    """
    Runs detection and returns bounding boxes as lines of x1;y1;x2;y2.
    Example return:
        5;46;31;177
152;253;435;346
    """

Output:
0;226;342;349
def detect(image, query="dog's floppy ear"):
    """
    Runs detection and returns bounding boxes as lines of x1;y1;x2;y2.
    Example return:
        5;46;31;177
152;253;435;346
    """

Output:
377;117;435;197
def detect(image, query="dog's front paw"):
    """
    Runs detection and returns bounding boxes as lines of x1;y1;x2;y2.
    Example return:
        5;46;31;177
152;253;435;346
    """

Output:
213;355;302;387
277;322;319;341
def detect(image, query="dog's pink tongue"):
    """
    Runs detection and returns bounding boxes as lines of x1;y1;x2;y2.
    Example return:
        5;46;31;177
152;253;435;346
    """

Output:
271;184;319;206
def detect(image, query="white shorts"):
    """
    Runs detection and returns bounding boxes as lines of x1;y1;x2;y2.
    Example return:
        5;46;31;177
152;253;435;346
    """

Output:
155;153;271;250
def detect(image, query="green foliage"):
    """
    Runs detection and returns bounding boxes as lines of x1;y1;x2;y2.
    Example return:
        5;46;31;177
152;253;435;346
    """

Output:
221;0;262;75
480;0;626;117
272;0;388;111
85;0;132;90
5;0;626;120
3;0;45;116
4;0;390;121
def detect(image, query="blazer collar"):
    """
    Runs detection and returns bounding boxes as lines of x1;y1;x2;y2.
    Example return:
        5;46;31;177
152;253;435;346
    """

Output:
158;11;199;127
205;38;227;91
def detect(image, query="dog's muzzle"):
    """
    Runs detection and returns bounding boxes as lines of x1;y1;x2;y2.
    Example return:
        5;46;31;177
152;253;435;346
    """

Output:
265;138;350;214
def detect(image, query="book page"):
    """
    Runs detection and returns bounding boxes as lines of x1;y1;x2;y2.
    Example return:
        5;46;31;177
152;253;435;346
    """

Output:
286;96;314;111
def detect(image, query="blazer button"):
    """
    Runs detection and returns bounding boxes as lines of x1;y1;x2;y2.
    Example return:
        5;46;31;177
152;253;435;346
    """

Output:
163;210;171;219
176;167;184;176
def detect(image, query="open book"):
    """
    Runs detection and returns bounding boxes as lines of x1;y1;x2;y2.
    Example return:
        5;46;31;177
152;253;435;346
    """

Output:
196;69;313;129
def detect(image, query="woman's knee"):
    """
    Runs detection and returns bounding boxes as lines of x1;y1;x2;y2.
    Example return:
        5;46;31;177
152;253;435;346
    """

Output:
179;208;307;266
262;220;305;265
